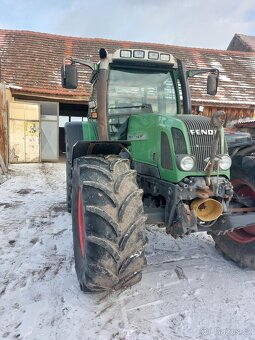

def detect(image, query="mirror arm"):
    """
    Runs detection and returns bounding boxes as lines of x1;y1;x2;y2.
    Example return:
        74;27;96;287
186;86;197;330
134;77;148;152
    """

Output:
187;68;219;78
66;57;95;70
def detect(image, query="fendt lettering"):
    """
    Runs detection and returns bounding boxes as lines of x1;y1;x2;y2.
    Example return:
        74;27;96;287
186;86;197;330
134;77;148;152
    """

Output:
190;129;216;135
62;47;255;292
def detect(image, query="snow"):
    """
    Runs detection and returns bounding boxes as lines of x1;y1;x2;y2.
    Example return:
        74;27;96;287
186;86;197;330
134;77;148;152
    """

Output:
1;163;255;340
220;74;232;82
209;61;225;73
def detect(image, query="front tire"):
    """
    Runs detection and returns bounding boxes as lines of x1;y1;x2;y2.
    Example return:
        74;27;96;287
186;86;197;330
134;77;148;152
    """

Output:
72;155;147;291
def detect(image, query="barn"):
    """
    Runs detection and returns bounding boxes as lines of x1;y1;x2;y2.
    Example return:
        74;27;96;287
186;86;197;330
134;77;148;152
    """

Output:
0;30;254;165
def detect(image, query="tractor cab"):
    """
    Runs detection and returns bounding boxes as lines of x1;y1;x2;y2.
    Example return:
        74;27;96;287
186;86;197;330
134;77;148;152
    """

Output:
106;52;179;140
88;48;218;141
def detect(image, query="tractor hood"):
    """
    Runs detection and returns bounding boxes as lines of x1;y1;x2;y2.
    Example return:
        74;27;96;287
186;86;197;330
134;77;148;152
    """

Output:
127;114;230;183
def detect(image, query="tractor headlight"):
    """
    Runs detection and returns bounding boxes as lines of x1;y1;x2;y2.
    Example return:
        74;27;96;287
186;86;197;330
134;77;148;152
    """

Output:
177;155;195;171
219;155;232;170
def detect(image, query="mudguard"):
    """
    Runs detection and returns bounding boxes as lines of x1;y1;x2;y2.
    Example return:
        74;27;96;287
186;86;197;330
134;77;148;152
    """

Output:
65;122;83;164
72;140;131;164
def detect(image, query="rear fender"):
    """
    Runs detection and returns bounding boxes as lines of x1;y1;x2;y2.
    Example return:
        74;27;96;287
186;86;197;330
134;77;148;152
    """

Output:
72;140;131;164
65;122;83;164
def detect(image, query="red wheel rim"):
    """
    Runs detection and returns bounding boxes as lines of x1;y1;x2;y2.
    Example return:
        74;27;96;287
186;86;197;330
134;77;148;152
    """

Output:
78;190;85;256
227;179;255;244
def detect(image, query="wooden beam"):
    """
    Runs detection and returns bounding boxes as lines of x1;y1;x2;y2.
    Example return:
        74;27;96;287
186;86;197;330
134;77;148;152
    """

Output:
0;151;7;174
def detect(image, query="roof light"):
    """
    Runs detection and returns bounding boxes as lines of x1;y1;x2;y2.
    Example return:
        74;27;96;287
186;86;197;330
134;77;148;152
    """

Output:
160;53;170;62
120;50;132;58
133;50;145;58
148;51;159;60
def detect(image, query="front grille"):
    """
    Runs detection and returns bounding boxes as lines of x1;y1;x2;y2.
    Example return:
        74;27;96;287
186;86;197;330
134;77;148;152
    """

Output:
178;115;220;172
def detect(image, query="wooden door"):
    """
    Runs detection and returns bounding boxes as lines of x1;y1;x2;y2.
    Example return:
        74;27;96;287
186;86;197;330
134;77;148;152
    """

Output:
9;102;40;163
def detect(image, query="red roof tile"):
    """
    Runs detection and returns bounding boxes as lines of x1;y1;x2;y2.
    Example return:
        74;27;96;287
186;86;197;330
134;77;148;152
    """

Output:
0;29;255;105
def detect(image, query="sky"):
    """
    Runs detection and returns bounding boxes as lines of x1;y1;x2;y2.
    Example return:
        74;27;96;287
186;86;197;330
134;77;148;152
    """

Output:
0;0;255;49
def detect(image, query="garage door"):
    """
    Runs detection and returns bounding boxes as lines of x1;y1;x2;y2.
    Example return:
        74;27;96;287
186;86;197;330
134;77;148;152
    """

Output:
9;102;40;163
41;115;58;161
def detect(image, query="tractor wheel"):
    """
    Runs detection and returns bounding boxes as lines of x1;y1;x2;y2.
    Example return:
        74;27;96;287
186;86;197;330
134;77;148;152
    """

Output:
71;155;147;291
213;178;255;269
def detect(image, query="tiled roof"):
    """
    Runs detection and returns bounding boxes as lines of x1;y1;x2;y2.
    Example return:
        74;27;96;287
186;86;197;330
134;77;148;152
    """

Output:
0;29;255;105
228;33;255;52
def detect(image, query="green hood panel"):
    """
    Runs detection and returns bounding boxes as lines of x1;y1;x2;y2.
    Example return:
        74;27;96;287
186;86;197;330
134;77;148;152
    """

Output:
127;114;229;183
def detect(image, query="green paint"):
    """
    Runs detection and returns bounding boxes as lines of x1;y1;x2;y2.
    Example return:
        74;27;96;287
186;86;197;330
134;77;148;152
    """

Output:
82;120;98;141
127;114;229;183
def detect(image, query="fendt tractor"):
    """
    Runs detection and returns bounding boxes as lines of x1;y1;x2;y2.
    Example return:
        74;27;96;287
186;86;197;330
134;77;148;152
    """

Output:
62;48;255;292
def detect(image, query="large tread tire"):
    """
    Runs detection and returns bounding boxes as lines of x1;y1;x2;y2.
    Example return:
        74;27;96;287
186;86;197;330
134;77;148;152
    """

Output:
212;234;255;269
213;158;255;269
71;155;147;292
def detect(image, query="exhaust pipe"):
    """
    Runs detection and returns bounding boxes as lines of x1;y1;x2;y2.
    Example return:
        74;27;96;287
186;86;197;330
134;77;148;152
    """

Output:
97;48;109;141
191;198;223;222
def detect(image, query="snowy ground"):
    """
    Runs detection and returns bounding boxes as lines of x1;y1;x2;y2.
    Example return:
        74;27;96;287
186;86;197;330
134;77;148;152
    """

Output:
1;163;255;340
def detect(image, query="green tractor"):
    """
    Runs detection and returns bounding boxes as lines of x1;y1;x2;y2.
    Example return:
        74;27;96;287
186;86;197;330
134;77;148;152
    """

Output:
62;48;255;292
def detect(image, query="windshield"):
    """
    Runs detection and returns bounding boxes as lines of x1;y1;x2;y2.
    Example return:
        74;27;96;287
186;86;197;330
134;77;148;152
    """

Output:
108;68;177;116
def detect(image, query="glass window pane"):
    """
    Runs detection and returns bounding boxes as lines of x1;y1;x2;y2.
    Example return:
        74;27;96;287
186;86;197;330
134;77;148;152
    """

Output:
41;102;58;116
71;117;83;122
108;68;177;116
59;116;69;127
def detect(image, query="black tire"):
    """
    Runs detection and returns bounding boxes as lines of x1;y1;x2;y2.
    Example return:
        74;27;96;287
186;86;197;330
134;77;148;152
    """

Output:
213;158;255;269
213;234;255;269
71;155;147;291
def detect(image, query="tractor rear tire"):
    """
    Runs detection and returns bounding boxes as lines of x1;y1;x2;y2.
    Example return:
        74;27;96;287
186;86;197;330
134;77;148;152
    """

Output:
71;155;147;292
213;170;255;269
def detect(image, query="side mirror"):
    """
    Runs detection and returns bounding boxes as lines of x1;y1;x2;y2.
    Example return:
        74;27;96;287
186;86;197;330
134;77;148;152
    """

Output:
207;73;218;96
61;64;78;89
